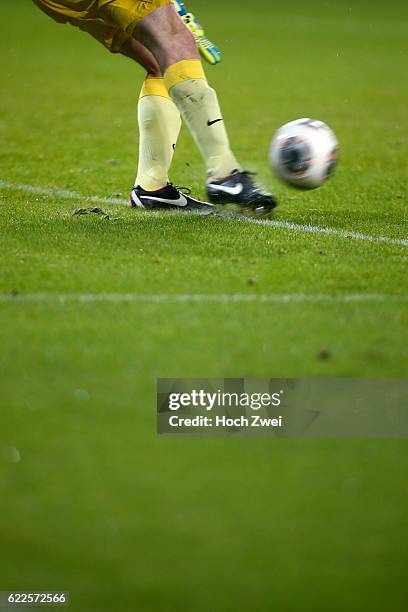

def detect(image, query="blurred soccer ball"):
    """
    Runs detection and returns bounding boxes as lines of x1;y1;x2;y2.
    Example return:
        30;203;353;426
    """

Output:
269;118;338;189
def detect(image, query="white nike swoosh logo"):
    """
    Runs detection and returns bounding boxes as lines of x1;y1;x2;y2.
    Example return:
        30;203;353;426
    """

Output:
209;183;244;196
140;194;188;207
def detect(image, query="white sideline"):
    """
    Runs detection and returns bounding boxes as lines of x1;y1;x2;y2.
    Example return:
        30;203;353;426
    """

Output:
1;293;408;304
1;179;408;248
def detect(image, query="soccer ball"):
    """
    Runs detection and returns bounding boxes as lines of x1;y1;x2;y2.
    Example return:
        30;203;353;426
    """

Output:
269;118;338;189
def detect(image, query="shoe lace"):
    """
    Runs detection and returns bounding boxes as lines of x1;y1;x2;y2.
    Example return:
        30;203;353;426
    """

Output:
171;184;192;195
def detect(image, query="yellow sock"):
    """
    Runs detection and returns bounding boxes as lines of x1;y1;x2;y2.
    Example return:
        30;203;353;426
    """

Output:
135;76;182;191
164;60;240;179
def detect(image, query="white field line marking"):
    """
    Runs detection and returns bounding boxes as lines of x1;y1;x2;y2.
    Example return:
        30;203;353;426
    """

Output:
1;293;408;304
1;179;408;248
238;217;408;247
0;179;127;207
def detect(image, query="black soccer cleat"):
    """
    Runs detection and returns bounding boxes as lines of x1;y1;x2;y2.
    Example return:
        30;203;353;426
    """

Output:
207;170;278;210
131;183;214;214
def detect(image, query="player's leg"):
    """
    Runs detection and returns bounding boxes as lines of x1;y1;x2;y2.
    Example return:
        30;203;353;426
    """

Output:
121;46;212;212
131;80;213;213
134;75;181;191
119;39;183;192
92;1;212;212
120;36;161;76
116;38;183;193
133;4;277;209
75;25;185;195
133;4;238;179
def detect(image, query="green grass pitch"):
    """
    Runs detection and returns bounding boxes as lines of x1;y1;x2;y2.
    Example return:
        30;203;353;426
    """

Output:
1;0;408;610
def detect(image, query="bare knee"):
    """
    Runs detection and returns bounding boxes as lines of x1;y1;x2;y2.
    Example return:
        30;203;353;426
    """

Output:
120;37;162;76
133;4;198;72
165;26;197;65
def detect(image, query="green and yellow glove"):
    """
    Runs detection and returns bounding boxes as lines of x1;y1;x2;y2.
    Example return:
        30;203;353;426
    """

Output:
172;0;222;65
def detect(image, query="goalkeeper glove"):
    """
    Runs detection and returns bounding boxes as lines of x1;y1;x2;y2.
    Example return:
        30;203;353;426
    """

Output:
172;0;222;65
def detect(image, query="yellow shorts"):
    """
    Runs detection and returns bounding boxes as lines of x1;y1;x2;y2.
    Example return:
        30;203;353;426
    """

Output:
32;0;171;53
